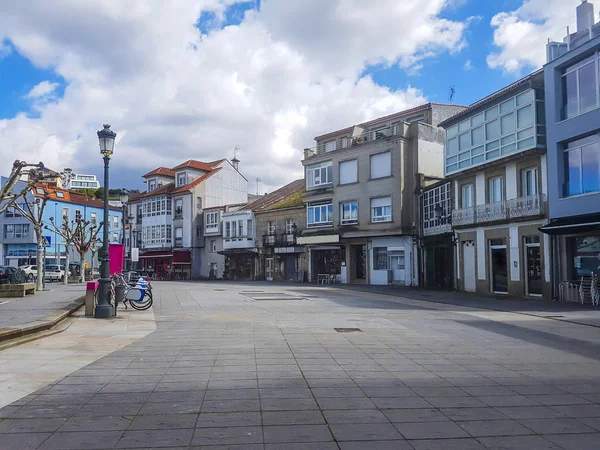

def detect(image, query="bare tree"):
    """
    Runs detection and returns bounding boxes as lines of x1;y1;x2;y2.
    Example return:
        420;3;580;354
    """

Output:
44;214;78;285
72;219;102;283
11;188;50;291
0;160;48;214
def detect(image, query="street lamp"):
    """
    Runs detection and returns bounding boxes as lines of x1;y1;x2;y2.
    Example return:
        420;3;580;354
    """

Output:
127;214;134;271
95;124;116;319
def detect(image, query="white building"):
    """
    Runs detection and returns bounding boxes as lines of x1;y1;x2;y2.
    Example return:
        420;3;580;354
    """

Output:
66;174;101;190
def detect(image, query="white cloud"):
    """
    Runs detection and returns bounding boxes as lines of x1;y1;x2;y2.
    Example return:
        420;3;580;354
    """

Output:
0;0;469;191
487;0;580;74
25;80;59;99
464;59;473;71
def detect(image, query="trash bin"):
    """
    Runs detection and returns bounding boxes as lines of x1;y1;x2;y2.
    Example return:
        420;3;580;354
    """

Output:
114;284;125;317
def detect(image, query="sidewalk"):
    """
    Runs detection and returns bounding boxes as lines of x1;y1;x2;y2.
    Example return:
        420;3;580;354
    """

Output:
0;284;85;343
335;284;600;328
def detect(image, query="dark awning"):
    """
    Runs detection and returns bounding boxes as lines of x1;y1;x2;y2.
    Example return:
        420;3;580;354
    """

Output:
173;250;191;263
539;214;600;235
217;248;258;256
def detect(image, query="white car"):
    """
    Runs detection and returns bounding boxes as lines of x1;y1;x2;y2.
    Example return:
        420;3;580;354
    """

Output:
44;265;66;282
19;265;38;282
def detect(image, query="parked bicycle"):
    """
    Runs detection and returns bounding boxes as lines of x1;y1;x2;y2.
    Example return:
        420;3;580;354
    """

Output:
94;272;153;311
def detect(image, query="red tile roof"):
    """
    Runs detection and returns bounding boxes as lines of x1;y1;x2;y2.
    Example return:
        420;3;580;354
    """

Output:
314;102;467;141
133;182;177;199
142;167;176;178
32;184;122;211
172;159;215;172
240;179;304;212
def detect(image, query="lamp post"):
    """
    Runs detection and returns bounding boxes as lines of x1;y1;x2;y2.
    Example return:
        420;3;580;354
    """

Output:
54;202;59;265
127;214;134;271
95;124;116;319
119;192;129;269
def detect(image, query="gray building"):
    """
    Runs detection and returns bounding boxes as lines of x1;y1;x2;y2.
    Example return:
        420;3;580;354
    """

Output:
297;103;466;285
541;0;600;295
439;71;550;299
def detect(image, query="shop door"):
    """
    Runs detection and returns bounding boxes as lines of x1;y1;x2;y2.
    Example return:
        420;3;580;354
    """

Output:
388;250;405;283
525;240;542;296
463;241;476;292
352;245;367;280
284;255;296;281
265;257;274;281
490;239;508;294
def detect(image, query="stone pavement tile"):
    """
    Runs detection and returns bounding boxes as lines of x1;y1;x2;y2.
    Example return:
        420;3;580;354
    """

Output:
460;386;517;396
201;399;260;413
38;431;124;449
204;389;258;401
154;381;208;392
317;396;377;410
324;409;390;424
457;419;534;437
88;392;151;404
263;424;333;443
478;395;541;407
265;443;338;450
361;387;415;397
9;404;82;419
440;407;508;421
100;382;158;393
261;397;319;411
258;378;307;389
423;396;485;408
518;417;597;434
496;406;566;420
478;435;566;450
139;401;201;415
262;410;325;425
191;426;263;446
306;378;357;388
58;415;131;432
29;393;93;405
509;385;567;395
412;387;468;397
162;374;212;383
0;432;51;449
195;412;262;428
338;440;413;450
330;422;403;441
447;377;499;387
555;384;600;394
167;366;214;375
208;379;258;390
45;383;106;394
0;417;66;433
527;394;591;406
578;417;600;431
310;387;365;398
116;428;194;448
58;375;115;385
408;438;487;449
551;404;600;417
146;390;206;403
384;408;448;423
112;375;163;384
395;421;469;440
258;388;313;399
128;413;199;430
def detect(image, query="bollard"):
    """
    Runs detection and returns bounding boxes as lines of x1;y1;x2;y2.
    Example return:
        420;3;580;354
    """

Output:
114;284;125;317
85;281;99;316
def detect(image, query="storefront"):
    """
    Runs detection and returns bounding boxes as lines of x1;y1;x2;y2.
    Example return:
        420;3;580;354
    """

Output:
139;250;172;278
369;236;415;286
219;249;257;280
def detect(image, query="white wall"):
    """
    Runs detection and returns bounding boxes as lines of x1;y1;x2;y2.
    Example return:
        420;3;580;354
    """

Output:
417;139;444;179
505;163;517;200
204;161;248;208
182;193;193;248
369;236;413;286
475;173;486;206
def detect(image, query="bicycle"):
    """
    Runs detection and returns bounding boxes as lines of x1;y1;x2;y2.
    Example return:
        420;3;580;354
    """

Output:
94;273;153;312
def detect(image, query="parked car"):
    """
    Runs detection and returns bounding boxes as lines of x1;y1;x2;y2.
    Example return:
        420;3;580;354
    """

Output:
19;265;38;281
44;265;66;282
69;263;81;277
0;266;27;284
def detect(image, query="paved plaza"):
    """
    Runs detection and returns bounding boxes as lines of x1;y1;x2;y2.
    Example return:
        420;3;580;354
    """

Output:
0;281;600;449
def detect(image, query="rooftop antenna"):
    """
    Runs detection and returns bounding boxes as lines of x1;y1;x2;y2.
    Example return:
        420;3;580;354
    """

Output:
231;146;240;171
256;177;261;195
448;85;456;102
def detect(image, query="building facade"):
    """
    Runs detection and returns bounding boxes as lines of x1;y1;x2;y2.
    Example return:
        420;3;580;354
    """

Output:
541;0;600;297
298;103;466;285
128;159;248;279
220;209;256;280
439;71;551;299
0;180;122;268
67;174;101;190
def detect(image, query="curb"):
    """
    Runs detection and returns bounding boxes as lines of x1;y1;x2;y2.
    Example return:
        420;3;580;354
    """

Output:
0;296;85;344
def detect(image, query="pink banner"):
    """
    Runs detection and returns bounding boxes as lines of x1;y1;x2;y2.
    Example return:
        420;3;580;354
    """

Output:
109;244;125;275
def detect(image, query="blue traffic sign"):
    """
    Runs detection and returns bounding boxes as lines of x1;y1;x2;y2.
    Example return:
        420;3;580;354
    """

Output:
43;236;51;247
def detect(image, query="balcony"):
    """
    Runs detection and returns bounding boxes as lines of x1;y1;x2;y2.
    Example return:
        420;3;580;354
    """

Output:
263;234;276;247
452;194;546;227
423;222;452;237
223;235;254;250
280;232;297;246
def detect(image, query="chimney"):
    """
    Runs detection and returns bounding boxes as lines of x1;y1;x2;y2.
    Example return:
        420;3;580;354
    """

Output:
577;0;595;33
231;156;240;171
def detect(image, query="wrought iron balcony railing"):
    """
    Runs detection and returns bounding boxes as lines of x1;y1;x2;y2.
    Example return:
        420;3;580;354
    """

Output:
452;194;546;227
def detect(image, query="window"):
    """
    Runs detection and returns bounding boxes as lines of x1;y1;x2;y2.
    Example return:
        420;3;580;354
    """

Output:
370;151;391;179
339;159;358;185
562;54;598;119
112;232;119;243
238;220;244;237
406;114;425;123
4;204;25;218
489;176;504;203
174;227;183;247
148;180;156;191
306;161;333;187
285;219;295;234
36;187;45;195
564;135;600;196
75;209;82;221
521;167;539;196
141;196;171;217
225;221;231;238
210;240;217;253
113;215;119;228
177;173;187;187
56;192;64;198
371;197;392;222
141;224;172;246
230;221;237;237
267;221;275;235
247;219;253;237
205;211;219;232
324;140;336;152
307;203;333;227
4;224;30;239
340;201;358;225
136;205;142;223
62;207;69;222
461;184;474;208
90;212;97;226
374;247;388;270
196;225;201;238
175;199;183;217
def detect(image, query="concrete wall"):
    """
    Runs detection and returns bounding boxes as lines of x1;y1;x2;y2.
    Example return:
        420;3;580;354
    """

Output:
544;34;600;219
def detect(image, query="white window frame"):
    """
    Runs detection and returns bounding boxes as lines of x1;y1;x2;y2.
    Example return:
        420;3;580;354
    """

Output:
521;167;539;197
340;200;358;225
371;197;392;223
488;176;504;203
285;219;294;234
461;184;474;208
306;161;333;188
307;203;333;227
177;172;187;187
205;211;219;232
324;140;337;152
267;221;276;235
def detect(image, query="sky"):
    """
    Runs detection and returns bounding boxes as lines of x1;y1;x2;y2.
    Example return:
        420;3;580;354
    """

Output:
0;0;581;193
